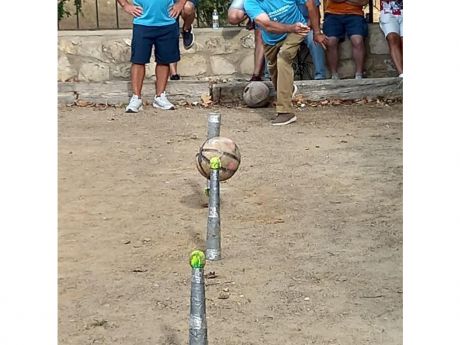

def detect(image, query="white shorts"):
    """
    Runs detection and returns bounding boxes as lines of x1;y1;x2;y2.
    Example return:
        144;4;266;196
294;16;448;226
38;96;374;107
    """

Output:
229;0;244;10
379;12;403;37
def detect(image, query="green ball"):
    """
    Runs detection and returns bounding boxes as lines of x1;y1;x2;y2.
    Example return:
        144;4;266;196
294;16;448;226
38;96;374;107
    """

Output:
190;250;206;269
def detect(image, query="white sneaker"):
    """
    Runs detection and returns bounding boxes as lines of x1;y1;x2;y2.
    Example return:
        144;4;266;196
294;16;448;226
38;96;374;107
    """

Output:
398;73;403;78
125;95;143;113
331;73;340;80
355;73;363;80
153;92;175;110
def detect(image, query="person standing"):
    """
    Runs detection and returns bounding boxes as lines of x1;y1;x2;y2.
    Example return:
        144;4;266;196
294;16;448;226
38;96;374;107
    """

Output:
117;0;186;112
322;0;369;80
379;0;403;77
298;0;327;80
244;0;328;125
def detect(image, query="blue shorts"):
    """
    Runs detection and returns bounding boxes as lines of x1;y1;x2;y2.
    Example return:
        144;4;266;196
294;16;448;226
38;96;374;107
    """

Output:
131;23;180;65
323;14;368;42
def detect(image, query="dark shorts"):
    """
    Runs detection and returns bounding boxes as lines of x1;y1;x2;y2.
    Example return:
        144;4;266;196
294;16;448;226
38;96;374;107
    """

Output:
323;14;368;42
131;23;180;65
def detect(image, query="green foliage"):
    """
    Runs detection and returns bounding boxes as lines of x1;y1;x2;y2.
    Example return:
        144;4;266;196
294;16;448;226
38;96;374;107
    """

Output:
196;0;229;27
58;0;83;21
57;0;231;27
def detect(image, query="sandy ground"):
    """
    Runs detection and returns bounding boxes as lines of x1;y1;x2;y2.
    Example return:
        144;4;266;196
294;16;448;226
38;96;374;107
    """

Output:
58;101;402;345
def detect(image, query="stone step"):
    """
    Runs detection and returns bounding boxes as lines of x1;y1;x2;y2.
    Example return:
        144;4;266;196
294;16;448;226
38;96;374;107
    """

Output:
58;80;211;105
58;77;402;105
212;77;403;104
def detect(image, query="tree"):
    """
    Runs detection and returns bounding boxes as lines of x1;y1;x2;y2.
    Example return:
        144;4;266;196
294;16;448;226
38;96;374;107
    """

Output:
196;0;228;27
58;0;82;21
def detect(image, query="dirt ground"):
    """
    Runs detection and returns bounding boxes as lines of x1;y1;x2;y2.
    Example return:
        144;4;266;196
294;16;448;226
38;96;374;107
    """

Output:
58;101;402;345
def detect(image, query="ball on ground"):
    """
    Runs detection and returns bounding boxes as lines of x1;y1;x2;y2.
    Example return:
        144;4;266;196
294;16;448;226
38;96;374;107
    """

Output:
243;81;270;108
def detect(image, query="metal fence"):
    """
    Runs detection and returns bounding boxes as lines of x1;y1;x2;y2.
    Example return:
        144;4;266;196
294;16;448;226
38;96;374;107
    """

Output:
58;0;380;31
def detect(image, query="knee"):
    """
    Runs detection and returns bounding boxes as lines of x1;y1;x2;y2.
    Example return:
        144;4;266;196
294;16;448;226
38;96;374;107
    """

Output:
228;11;243;25
326;37;338;49
183;1;195;16
279;48;298;64
350;36;364;48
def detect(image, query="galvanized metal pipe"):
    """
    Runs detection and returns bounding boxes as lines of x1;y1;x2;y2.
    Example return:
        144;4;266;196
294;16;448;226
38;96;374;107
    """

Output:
206;112;221;193
207;112;221;139
206;157;221;261
189;250;208;345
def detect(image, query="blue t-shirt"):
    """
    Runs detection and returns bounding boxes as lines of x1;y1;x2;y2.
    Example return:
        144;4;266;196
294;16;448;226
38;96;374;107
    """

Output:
132;0;177;27
244;0;307;45
297;0;320;20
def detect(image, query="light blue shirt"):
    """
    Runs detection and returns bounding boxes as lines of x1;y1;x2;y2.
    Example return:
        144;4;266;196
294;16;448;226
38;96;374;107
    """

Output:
244;0;307;45
132;0;177;27
298;0;320;20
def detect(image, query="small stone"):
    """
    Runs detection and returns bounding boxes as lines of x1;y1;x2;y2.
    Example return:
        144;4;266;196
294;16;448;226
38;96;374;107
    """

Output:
218;292;230;299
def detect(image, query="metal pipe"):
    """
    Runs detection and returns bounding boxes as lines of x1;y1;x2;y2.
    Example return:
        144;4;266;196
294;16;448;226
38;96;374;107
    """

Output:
207;112;221;139
206;112;221;194
189;250;208;345
206;157;221;261
95;0;100;29
115;0;120;29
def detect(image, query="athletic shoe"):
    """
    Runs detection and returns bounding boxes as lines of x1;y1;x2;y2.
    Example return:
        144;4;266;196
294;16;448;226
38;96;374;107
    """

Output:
271;113;297;126
182;26;195;50
153;92;175;110
170;74;181;80
398;73;403;78
331;73;340;80
355;73;363;80
125;95;143;113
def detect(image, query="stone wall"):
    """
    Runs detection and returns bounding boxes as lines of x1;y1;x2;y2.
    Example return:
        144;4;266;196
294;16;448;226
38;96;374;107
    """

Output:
58;25;397;83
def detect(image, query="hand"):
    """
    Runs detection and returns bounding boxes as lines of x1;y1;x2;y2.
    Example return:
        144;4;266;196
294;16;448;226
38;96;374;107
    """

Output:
313;32;328;50
169;3;185;19
123;4;143;17
292;22;310;36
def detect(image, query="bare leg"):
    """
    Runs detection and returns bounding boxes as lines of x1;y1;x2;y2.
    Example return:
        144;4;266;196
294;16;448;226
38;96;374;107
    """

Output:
170;62;178;76
325;36;339;75
386;32;403;75
253;29;265;77
155;63;170;96
131;63;145;97
181;1;196;31
350;34;365;75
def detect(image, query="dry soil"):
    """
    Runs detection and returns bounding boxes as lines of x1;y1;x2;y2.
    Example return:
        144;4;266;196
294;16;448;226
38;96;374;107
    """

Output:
59;102;403;345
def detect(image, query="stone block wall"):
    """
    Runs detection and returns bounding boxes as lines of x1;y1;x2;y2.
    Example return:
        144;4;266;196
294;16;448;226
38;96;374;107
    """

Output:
58;25;397;83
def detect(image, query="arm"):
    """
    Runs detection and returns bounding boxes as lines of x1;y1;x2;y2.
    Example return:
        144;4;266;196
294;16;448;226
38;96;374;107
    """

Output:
254;13;309;35
305;0;328;47
116;0;143;17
